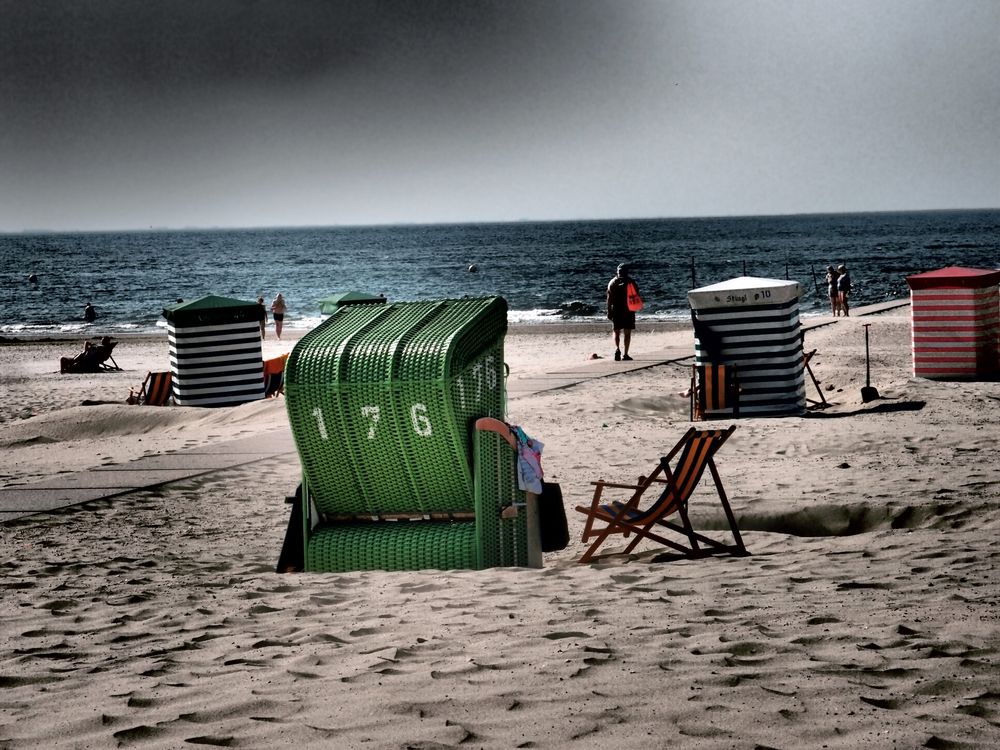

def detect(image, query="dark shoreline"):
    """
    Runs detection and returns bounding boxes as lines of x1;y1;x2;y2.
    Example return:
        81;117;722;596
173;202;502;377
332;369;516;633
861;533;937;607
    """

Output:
0;300;909;344
0;320;694;344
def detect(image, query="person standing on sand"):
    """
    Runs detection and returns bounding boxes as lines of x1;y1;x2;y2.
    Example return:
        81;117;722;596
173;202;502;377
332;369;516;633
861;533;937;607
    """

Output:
826;265;841;316
257;297;268;339
606;263;638;361
270;293;287;339
837;264;852;316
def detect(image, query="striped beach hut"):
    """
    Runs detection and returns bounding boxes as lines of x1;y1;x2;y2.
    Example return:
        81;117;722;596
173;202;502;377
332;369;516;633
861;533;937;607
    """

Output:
162;295;266;407
906;266;1000;380
688;276;805;416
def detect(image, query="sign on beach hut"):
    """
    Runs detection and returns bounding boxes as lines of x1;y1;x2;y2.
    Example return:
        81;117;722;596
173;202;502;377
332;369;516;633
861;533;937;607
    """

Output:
162;295;265;407
688;276;805;416
906;266;1000;380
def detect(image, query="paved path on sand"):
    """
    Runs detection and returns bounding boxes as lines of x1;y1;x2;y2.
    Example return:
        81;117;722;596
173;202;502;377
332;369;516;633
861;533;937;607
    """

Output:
1;300;908;521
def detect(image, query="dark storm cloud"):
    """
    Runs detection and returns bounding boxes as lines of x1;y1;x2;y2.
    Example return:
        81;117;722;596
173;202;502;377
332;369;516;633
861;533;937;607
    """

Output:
0;1;626;93
1;0;640;159
3;2;377;89
6;1;995;231
1;0;653;228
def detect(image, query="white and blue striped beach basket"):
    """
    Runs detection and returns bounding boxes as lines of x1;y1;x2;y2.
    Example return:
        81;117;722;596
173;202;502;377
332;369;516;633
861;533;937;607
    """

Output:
688;276;805;417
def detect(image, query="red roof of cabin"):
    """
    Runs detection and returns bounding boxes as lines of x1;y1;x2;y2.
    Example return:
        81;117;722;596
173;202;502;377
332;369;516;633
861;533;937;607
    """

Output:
906;266;1000;290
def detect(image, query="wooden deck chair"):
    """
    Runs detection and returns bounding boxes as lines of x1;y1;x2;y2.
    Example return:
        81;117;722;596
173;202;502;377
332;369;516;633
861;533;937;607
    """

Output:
128;371;173;406
263;354;289;398
575;425;747;563
98;341;122;371
803;349;829;409
690;363;739;421
99;353;122;371
60;340;119;374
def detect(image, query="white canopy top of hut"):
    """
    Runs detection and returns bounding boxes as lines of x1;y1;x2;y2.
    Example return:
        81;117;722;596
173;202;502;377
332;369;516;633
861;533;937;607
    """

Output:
688;276;803;309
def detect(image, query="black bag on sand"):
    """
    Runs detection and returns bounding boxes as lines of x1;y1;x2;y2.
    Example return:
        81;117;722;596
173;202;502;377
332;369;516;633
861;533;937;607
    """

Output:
538;481;569;552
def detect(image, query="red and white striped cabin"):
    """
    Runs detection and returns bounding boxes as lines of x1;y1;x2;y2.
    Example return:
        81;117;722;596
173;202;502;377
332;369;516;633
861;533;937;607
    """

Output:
906;266;1000;380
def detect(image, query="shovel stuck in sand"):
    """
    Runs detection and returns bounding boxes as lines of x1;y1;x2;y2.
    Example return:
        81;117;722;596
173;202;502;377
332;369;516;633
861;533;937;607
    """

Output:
861;323;880;402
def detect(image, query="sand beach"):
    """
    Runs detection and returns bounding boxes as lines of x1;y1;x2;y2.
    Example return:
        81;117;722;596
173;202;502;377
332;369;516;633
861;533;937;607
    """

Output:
2;310;1000;748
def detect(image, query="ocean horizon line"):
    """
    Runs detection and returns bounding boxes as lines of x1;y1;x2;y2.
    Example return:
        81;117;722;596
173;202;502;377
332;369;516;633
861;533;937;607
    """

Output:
5;211;995;337
5;205;999;237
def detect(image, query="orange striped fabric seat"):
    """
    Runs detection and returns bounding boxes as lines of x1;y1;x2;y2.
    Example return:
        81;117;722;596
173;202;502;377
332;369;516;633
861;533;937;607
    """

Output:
691;363;739;421
130;371;172;406
576;426;747;563
263;354;289;398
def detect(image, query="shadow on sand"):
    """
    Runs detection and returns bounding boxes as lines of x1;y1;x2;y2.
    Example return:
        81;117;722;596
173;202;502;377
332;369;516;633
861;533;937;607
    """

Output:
805;399;926;418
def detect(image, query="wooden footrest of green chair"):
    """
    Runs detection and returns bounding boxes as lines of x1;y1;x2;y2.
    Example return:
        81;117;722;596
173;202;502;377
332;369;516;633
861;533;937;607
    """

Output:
305;521;481;572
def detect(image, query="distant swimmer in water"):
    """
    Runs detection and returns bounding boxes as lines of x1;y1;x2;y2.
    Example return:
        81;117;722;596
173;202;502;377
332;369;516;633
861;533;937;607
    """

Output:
468;263;478;273
83;302;97;323
28;273;38;284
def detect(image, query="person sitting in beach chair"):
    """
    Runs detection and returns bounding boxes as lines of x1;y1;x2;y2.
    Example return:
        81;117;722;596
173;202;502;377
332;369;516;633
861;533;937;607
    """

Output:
60;337;117;374
97;336;122;371
575;425;747;563
127;370;173;406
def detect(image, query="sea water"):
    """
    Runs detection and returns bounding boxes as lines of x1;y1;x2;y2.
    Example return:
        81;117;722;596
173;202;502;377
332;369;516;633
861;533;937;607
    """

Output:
1;209;998;335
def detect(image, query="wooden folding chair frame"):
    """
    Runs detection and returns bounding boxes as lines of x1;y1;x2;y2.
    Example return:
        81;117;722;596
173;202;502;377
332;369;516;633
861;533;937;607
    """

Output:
803;349;829;409
576;425;747;563
98;353;123;371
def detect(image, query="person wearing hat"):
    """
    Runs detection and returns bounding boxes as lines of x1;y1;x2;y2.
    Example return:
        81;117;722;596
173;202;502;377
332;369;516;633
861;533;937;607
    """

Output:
836;264;852;316
606;263;639;361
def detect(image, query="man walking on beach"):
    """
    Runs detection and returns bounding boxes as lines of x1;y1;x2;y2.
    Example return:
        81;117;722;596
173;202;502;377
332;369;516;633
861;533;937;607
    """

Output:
606;263;638;361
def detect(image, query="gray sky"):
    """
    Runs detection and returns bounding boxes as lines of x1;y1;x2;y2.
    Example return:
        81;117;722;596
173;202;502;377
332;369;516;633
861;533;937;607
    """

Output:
2;0;997;231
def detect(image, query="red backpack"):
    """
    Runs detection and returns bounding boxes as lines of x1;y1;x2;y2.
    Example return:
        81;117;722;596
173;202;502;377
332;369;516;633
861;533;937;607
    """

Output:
626;281;643;312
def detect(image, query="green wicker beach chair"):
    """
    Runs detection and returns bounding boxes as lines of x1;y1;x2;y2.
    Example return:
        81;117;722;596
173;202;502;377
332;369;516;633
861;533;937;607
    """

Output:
283;296;537;572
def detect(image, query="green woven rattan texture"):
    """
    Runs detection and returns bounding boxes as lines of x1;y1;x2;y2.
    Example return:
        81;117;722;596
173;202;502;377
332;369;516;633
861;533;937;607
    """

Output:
305;521;480;572
285;303;388;512
474;428;529;567
285;296;506;518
